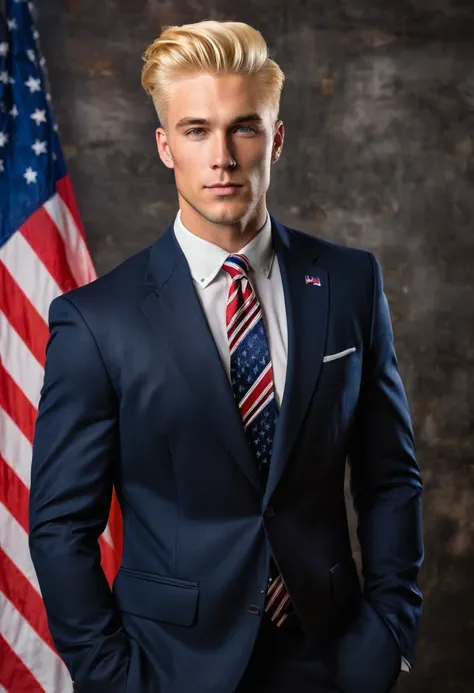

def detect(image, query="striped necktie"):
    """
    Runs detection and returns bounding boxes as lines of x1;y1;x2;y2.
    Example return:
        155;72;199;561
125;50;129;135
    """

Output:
222;253;293;626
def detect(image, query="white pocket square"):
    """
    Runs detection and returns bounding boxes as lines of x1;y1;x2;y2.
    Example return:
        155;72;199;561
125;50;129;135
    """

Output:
322;347;356;363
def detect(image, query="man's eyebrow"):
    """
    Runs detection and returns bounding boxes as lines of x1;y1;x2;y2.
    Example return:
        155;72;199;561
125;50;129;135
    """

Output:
175;113;264;130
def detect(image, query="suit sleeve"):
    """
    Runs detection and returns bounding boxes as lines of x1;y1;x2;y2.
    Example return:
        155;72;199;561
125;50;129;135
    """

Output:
29;295;129;693
347;252;424;667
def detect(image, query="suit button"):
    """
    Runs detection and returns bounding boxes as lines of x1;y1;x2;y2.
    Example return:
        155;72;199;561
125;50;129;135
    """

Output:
264;506;275;518
247;604;262;616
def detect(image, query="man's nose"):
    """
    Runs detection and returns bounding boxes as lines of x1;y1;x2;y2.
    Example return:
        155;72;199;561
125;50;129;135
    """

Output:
211;134;236;169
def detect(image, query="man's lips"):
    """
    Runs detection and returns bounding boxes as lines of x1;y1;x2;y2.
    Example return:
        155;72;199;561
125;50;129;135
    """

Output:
205;183;243;196
206;183;242;188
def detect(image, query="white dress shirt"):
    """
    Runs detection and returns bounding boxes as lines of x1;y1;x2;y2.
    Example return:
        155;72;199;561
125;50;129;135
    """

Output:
173;209;410;674
173;209;288;409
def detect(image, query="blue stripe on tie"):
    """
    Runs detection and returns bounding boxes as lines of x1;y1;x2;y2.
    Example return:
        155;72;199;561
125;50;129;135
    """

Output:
225;255;250;274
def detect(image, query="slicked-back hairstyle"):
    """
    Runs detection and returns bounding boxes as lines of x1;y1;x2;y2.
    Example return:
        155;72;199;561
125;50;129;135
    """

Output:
141;20;285;127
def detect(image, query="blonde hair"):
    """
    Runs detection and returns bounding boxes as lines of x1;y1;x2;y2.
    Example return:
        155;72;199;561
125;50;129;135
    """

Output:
141;20;285;126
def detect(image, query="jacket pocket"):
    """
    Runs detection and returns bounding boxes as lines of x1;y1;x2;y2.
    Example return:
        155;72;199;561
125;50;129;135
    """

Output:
114;567;199;626
317;348;360;390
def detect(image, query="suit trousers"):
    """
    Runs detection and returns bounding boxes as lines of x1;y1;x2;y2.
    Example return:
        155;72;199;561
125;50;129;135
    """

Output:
234;613;342;693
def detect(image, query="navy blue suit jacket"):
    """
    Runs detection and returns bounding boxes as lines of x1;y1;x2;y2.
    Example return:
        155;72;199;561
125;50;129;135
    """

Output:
29;217;423;693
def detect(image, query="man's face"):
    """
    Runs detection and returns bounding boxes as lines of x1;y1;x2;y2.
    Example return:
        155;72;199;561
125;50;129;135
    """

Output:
155;72;284;228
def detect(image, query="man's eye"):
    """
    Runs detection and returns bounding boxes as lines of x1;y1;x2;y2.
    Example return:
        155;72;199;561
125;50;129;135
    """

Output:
187;128;205;137
235;126;254;134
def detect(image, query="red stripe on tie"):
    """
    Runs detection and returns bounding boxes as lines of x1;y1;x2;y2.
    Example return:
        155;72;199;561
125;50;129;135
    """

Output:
227;289;257;332
245;387;274;428
240;363;274;422
228;301;260;352
227;284;254;327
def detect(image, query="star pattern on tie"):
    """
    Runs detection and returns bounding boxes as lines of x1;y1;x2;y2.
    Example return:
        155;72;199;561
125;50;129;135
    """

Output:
230;321;276;472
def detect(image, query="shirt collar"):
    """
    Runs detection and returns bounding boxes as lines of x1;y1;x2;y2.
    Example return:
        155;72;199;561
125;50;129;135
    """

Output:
173;209;275;289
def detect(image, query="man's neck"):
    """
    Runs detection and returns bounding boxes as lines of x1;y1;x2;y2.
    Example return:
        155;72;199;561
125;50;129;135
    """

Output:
178;203;267;254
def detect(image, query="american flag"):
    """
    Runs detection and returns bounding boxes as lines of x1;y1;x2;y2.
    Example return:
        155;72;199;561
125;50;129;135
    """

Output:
304;275;321;286
0;2;122;691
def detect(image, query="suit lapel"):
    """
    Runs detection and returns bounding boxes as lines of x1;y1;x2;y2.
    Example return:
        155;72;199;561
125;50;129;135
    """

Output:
138;225;263;493
264;218;329;505
138;218;329;501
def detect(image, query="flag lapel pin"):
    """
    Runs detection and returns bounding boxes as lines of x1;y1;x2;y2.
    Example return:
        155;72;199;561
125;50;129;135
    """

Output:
304;275;322;286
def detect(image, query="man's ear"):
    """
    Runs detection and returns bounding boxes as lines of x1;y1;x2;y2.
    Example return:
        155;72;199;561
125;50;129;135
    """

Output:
156;128;174;169
271;120;285;164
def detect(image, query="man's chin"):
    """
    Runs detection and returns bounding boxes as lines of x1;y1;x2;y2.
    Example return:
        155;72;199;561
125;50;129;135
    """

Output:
178;190;252;226
199;203;248;226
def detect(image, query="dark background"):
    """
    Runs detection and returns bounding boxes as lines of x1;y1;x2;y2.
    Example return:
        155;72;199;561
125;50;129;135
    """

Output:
38;1;474;691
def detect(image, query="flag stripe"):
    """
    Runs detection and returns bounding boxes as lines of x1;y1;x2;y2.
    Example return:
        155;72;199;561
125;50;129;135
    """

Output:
0;407;33;488
0;454;30;533
0;547;56;651
0;635;45;693
44;192;96;287
98;535;120;587
0;593;73;693
0;367;37;444
0;261;49;365
0;503;40;593
20;206;78;295
107;490;123;556
0;312;44;409
56;175;88;242
0;231;62;323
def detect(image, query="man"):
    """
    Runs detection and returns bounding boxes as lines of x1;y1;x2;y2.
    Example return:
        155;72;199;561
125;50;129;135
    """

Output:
29;19;423;693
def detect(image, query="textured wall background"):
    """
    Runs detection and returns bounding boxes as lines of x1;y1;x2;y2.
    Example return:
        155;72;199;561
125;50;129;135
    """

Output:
38;1;474;691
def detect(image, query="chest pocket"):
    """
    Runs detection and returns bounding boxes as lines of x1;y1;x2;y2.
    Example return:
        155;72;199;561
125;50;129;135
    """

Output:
317;347;361;390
